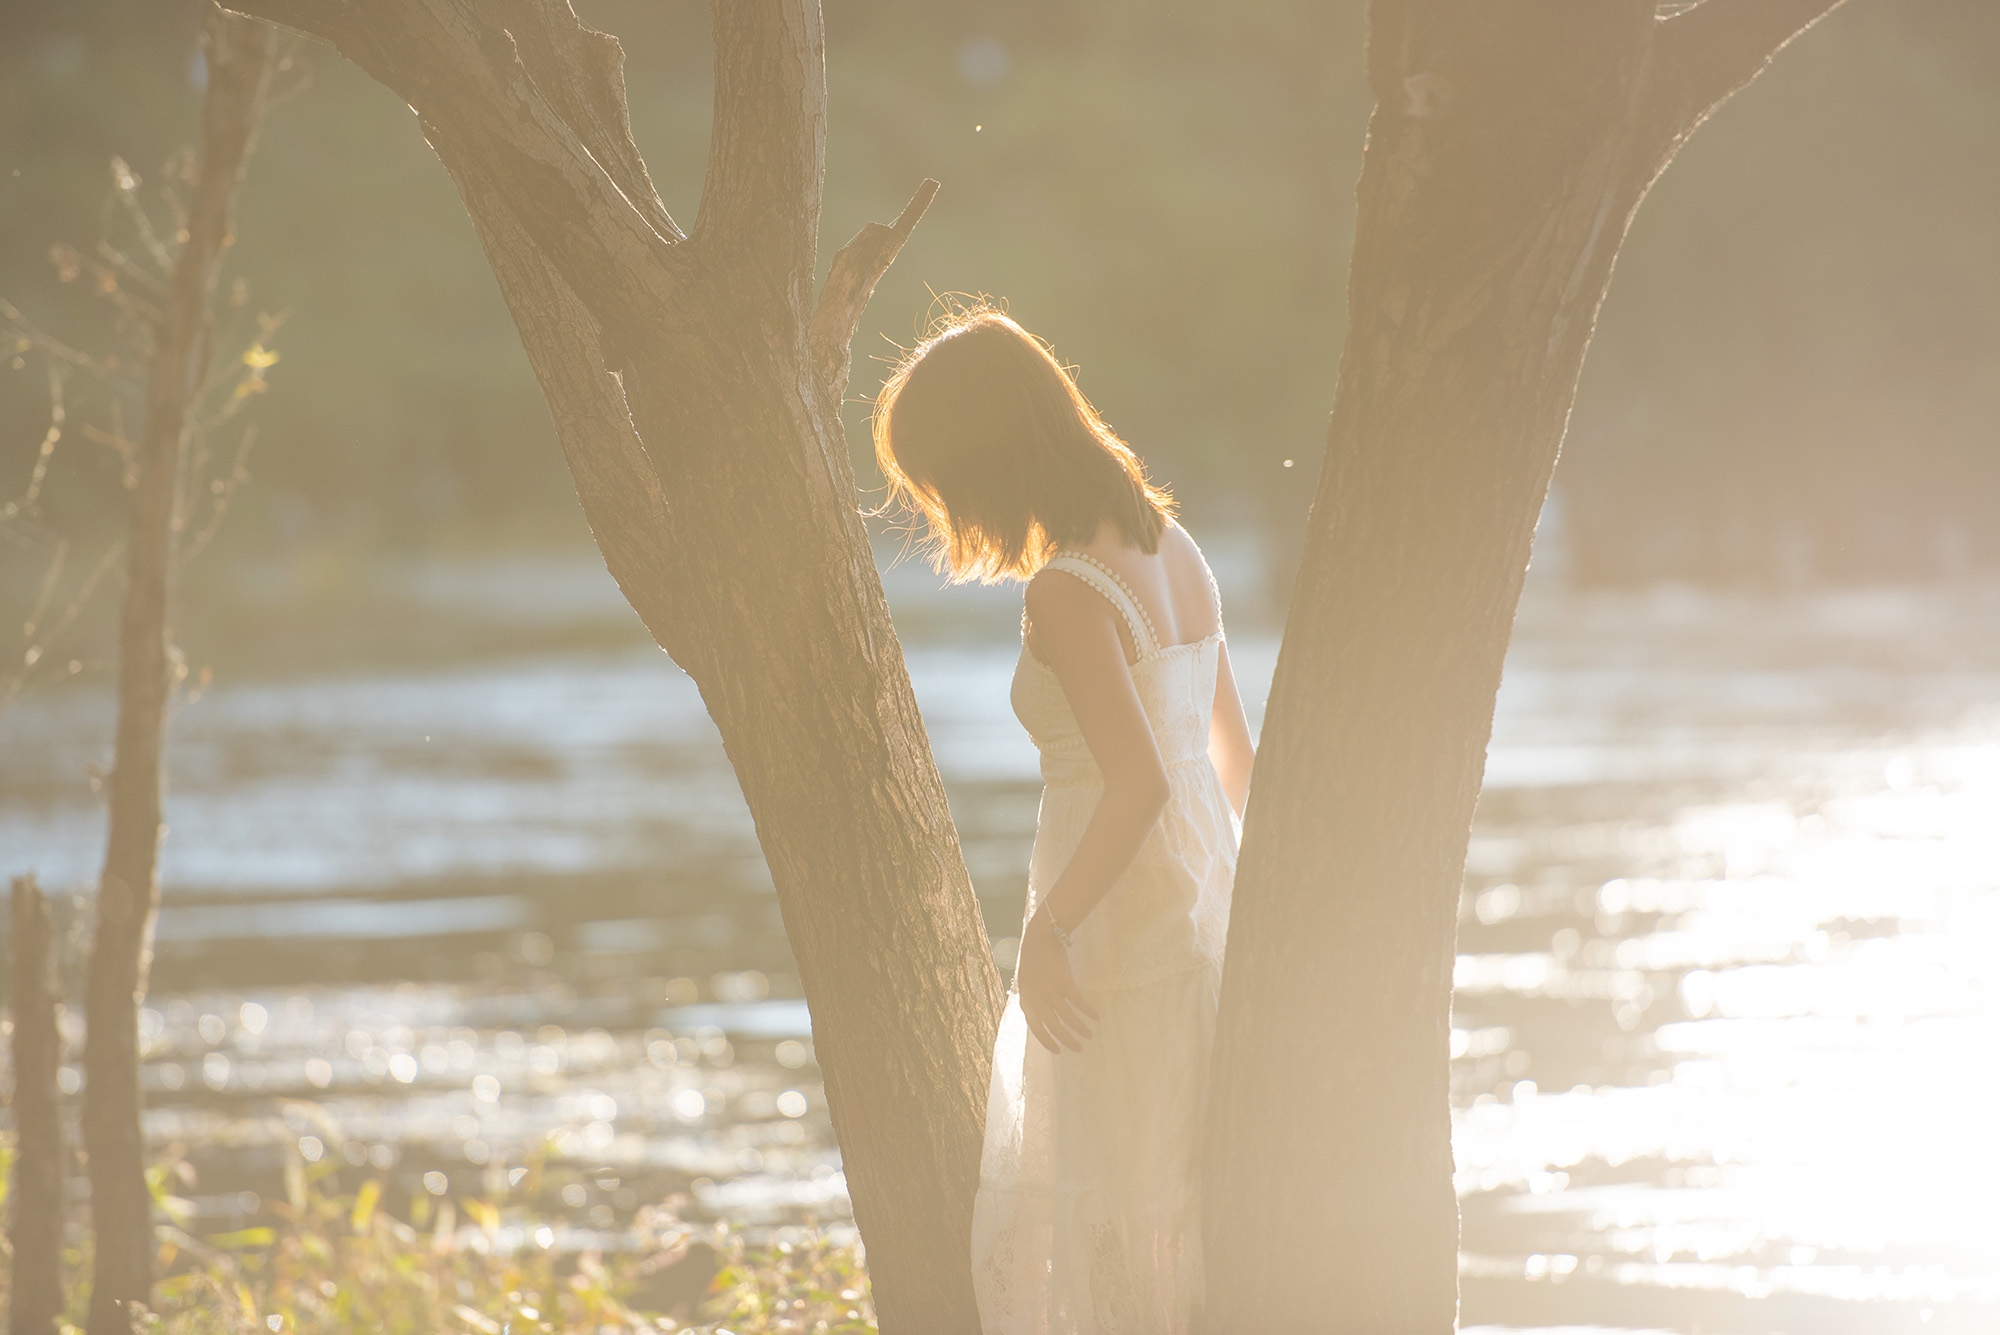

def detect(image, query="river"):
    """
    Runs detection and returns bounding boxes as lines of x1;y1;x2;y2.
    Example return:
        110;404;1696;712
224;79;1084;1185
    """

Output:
5;558;1999;1333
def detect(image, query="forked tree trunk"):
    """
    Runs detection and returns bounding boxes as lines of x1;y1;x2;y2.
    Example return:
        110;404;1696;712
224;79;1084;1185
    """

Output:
10;875;65;1335
221;1;1001;1326
83;12;273;1330
1199;1;1850;1328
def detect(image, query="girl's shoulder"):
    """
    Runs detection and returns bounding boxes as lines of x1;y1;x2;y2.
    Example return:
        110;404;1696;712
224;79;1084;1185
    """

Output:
1159;519;1218;586
1025;554;1119;619
1159;517;1200;561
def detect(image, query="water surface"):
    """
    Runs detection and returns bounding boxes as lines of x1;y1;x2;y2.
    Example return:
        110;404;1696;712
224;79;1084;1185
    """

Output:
6;573;1999;1332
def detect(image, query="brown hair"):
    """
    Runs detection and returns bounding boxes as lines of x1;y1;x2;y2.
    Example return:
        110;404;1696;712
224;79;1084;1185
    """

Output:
872;306;1175;583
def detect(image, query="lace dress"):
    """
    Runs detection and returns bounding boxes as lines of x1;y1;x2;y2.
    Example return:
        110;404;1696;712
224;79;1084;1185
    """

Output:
971;552;1239;1335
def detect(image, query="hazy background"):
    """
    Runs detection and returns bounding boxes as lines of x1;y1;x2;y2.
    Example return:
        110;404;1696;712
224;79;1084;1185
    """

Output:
5;0;1998;620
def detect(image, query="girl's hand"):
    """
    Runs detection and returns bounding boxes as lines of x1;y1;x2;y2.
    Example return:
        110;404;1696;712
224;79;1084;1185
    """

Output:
1017;910;1100;1053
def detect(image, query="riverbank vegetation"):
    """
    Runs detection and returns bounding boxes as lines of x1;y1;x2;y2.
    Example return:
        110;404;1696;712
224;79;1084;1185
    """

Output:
0;1133;875;1334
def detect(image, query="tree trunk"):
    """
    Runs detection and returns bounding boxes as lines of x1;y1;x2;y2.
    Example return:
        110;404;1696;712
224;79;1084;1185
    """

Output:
220;1;1000;1325
10;875;65;1335
82;12;273;1331
1199;1;1850;1327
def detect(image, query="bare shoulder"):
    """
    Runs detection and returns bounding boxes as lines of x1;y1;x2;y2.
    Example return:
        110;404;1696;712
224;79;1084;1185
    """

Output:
1161;520;1220;592
1160;518;1205;566
1025;558;1132;663
1155;520;1223;641
1025;561;1116;627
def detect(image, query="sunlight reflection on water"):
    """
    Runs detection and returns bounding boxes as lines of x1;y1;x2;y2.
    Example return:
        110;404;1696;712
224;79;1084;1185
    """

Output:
1451;757;2000;1320
1443;588;2000;1329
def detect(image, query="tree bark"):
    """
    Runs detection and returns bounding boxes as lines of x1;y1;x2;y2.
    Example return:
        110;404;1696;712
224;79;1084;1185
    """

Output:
219;1;1000;1326
1199;1;1849;1327
10;875;64;1335
82;12;273;1331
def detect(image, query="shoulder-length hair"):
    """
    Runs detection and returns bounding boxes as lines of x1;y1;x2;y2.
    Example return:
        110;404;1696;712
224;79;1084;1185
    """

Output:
871;307;1174;583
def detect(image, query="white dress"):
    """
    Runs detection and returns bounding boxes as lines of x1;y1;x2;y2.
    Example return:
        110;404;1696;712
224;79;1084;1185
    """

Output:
971;552;1239;1335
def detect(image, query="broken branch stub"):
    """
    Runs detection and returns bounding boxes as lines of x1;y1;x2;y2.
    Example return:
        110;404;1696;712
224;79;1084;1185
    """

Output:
808;178;941;402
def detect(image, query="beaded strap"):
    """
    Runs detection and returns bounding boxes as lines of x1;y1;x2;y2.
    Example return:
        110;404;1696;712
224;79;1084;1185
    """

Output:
1044;550;1161;658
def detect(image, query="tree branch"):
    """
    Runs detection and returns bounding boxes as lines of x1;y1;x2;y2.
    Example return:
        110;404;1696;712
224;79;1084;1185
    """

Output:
223;0;685;345
807;178;938;403
490;0;683;244
697;0;825;288
433;130;695;656
1646;0;1853;146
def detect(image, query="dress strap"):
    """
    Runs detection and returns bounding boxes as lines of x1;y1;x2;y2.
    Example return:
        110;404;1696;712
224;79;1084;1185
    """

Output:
1203;557;1226;641
1040;553;1161;658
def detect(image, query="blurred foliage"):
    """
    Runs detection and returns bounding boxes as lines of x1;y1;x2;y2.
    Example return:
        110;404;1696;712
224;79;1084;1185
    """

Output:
1;141;283;705
2;0;1996;583
0;1131;876;1334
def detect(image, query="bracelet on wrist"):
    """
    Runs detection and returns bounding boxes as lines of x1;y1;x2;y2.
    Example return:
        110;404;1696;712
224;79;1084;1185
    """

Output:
1044;905;1075;950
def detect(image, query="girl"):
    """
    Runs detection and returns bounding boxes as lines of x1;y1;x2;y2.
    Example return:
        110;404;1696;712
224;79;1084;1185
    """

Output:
874;307;1254;1334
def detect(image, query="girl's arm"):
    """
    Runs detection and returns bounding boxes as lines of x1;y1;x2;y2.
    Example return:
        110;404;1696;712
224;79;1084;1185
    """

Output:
1013;569;1169;1053
1208;638;1255;819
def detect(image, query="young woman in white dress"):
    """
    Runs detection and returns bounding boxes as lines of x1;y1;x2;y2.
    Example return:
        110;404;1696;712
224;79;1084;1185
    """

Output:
874;308;1255;1334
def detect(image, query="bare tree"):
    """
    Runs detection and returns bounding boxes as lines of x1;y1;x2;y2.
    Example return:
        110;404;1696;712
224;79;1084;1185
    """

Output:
9;875;65;1335
82;11;275;1329
1199;0;1853;1327
214;0;1001;1325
